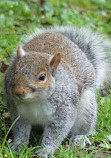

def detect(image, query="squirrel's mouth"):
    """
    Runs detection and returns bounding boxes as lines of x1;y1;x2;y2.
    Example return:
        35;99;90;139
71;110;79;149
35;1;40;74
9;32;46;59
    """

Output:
13;93;38;102
13;85;34;97
13;84;50;101
13;85;40;101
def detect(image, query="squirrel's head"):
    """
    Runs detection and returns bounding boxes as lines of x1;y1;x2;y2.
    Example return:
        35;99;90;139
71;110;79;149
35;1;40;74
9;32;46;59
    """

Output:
13;45;61;101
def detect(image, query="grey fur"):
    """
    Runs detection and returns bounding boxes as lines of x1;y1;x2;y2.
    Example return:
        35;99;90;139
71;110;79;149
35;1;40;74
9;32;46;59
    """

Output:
4;26;111;158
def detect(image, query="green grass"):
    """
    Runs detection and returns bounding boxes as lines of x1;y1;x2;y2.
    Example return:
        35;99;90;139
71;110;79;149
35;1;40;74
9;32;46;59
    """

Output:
0;0;111;157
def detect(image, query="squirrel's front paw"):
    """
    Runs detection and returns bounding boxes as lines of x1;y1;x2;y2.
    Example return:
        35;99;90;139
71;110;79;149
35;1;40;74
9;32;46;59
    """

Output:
35;149;48;158
10;143;22;152
35;148;53;158
72;135;91;148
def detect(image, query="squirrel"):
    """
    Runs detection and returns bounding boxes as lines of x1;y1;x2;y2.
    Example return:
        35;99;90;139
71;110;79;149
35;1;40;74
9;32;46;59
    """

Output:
4;26;111;157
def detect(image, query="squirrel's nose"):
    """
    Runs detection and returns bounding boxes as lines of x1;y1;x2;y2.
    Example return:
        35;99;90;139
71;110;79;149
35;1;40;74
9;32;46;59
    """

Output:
14;85;30;97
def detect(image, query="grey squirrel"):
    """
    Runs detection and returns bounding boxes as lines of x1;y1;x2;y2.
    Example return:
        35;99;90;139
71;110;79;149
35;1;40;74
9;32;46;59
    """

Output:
4;26;111;157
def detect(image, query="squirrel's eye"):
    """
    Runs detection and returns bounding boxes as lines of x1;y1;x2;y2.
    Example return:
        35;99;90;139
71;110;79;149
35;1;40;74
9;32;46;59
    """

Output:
38;74;46;81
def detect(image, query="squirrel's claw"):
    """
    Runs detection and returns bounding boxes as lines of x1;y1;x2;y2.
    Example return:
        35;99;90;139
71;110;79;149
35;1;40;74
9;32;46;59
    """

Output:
10;143;22;152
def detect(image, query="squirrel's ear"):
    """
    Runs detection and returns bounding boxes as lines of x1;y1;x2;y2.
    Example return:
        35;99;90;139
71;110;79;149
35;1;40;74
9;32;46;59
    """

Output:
17;45;26;59
49;52;61;76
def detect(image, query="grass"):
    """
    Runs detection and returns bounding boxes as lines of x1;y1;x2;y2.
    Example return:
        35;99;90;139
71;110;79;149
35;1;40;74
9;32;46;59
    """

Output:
0;0;111;157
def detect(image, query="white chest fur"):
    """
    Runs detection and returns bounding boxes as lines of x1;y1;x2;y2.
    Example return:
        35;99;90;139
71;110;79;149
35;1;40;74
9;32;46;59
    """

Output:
16;100;55;126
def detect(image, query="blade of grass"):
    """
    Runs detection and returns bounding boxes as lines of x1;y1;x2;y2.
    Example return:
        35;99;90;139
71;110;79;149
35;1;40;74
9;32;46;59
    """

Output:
1;116;20;152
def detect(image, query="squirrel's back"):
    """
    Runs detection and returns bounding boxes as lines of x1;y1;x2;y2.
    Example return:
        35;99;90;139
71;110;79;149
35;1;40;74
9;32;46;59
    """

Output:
23;26;111;89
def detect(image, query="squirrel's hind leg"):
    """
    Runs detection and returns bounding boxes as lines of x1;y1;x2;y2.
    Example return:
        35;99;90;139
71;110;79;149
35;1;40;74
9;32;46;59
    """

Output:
70;88;97;147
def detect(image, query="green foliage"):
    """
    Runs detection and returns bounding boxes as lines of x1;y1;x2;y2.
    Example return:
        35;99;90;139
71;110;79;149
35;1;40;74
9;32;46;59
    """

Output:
0;0;111;157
